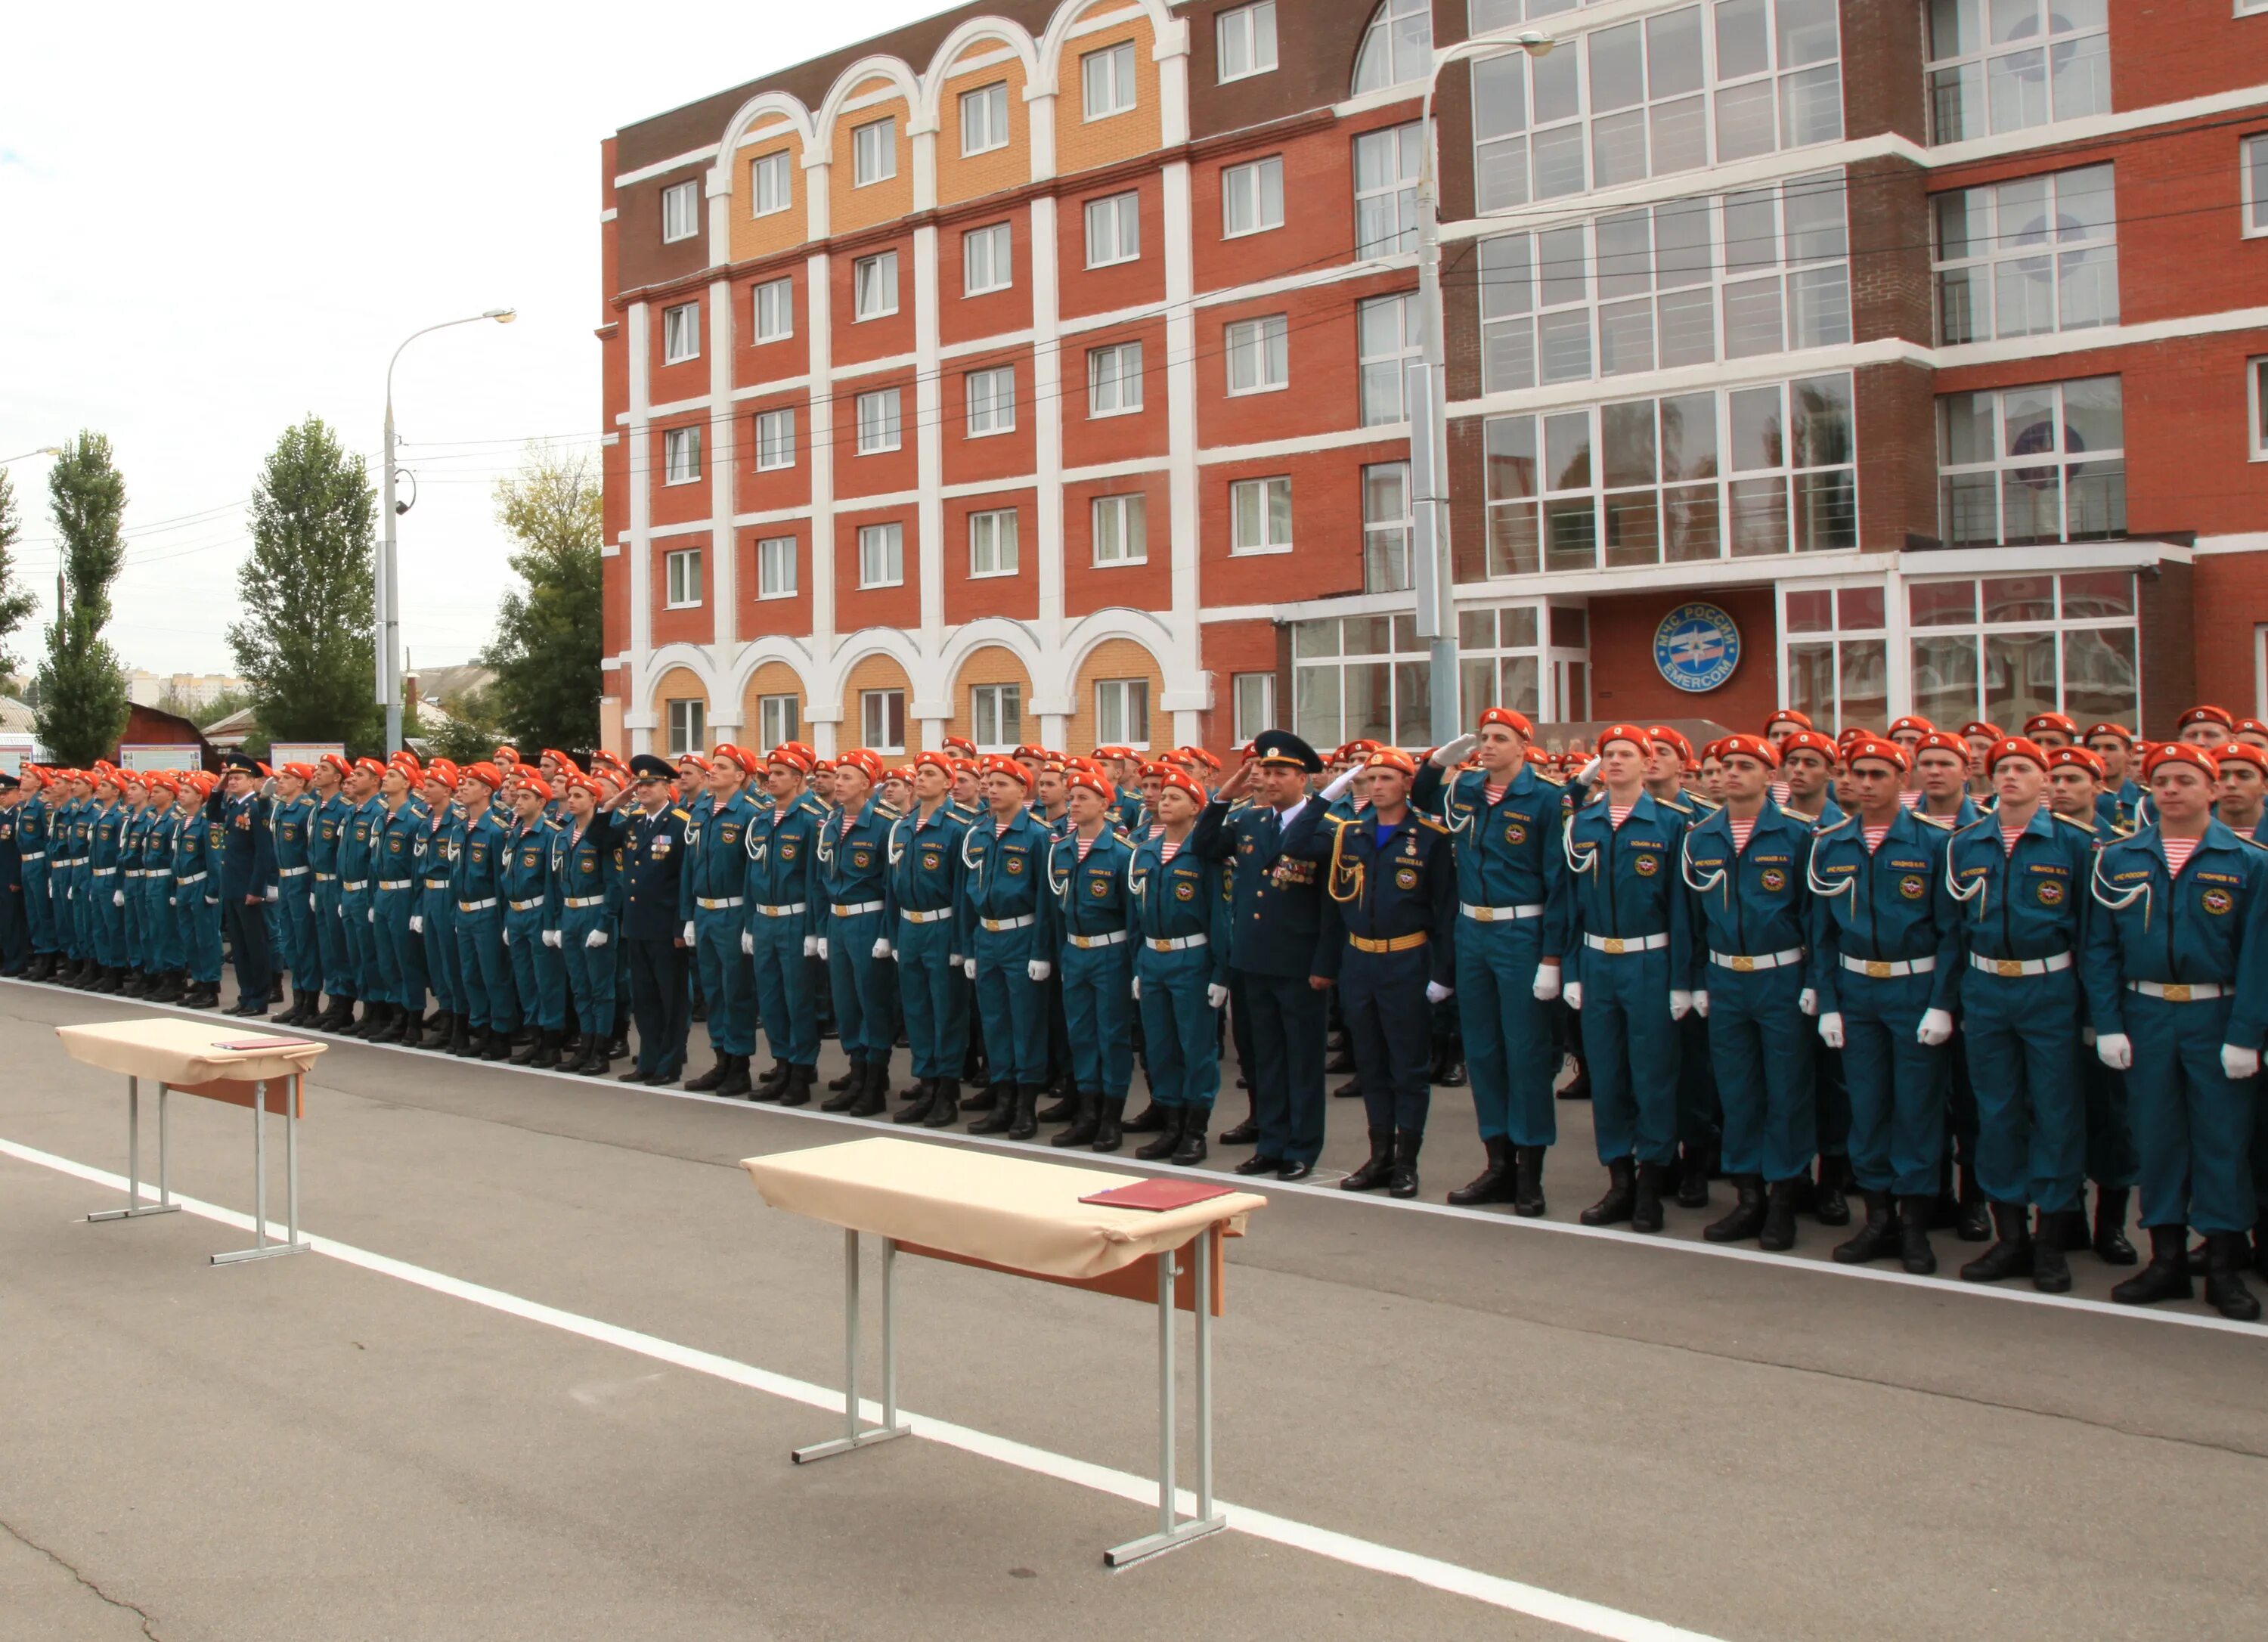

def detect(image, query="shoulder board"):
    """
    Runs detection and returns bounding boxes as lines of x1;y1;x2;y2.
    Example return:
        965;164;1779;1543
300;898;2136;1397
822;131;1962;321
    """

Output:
2239;833;2268;854
1913;812;1954;830
1780;807;1817;825
1947;812;1994;836
1111;827;1133;845
1813;812;1856;838
875;801;904;819
1322;812;1352;829
1417;815;1448;835
2054;813;2097;835
1533;770;1566;788
1656;797;1692;814
668;807;689;821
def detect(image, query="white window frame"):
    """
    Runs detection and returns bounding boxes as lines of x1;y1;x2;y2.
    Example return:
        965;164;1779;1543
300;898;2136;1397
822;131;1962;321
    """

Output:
858;522;904;589
963;222;1013;296
756;534;798;599
667;698;705;755
661;179;700;243
750;150;793;218
1084;191;1140;268
1229;476;1294;556
1232;671;1276;744
853;116;897;187
1353;122;1421;256
861;689;907;754
752;276;795;342
1218;2;1279;83
1926;0;2110;144
1082;41;1138;120
2245;135;2268;240
971;682;1023;751
961;81;1011;156
1093;679;1151;748
1932;163;2118;346
1777;580;1892;735
1087;342;1144;417
2251;356;2268;462
965;367;1016;438
856;389;903;456
1359;293;1421;427
662;426;702;486
1901;571;2140;729
1289;610;1454;748
1092;493;1148;565
665;547;702;609
754;408;796;472
1362;460;1414;593
662;300;701;365
853;250;899;321
1225;314;1290;395
758;693;800;748
1222;157;1286;238
1353;0;1432;94
968;507;1020;578
1938;376;2126;546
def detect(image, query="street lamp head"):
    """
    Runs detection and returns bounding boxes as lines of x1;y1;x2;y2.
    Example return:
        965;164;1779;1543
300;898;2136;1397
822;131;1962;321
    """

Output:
485;308;517;323
1517;29;1554;55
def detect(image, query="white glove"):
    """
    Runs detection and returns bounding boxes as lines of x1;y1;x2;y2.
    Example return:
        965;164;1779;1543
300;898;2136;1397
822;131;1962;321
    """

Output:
1532;963;1561;1001
1798;987;1817;1017
264;886;277;902
741;931;754;956
1429;733;1479;769
502;925;512;944
1207;982;1229;1008
1027;959;1052;981
367;908;376;924
544;928;562;949
948;953;961;968
872;938;893;959
1691;989;1709;1018
963;958;978;980
1319;767;1359;803
1818;1011;1845;1049
683;921;696;943
802;934;818;958
168;896;177;907
308;894;317;912
816;937;830;962
1425;981;1452;1004
1131;974;1142;1001
586;928;609;949
1563;981;1582;1010
1669;990;1693;1021
2223;1043;2262;1080
1916;1008;1954;1047
2095;1032;2133;1070
113;890;124;906
410;915;424;934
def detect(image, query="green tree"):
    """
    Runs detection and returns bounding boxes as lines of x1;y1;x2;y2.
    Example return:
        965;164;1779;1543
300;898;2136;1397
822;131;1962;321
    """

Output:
33;433;132;764
482;445;601;754
227;416;381;750
0;466;39;680
420;681;503;764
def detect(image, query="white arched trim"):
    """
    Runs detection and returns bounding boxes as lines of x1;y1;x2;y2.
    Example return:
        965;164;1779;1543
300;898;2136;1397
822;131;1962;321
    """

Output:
811;54;925;152
1036;0;1184;97
824;625;931;705
1046;606;1178;702
919;17;1044;129
935;617;1046;691
637;643;724;711
720;634;821;704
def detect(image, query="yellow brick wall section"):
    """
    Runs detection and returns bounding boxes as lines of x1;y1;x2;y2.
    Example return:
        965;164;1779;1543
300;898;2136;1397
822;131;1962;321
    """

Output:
729;135;808;265
830;81;915;237
651;666;709;748
947;645;1035;745
841;652;916;752
1052;14;1160;179
1067;637;1166;754
936;51;1031;209
738;660;807;736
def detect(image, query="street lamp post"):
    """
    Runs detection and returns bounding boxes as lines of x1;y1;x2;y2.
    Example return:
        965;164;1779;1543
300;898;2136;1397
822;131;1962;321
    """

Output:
1411;27;1555;744
0;446;66;466
380;310;515;754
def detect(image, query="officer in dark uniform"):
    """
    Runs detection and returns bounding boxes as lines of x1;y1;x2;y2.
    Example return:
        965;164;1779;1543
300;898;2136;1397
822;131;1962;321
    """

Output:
207;750;278;1017
615;754;692;1085
1193;730;1334;1182
0;770;23;974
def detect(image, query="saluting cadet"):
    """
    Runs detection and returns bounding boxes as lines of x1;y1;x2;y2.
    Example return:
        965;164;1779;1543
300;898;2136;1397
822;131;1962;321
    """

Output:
552;775;618;1076
170;774;222;1008
613;755;692;1086
741;744;825;1105
1944;736;2096;1293
880;749;969;1127
450;764;517;1060
14;768;56;981
336;759;386;1033
370;759;431;1046
2084;741;2268;1319
1123;765;1230;1166
268;765;318;1024
1192;730;1333;1183
1043;762;1138;1151
413;761;468;1054
680;747;761;1097
500;773;567;1070
0;771;23;974
206;751;278;1017
961;754;1055;1141
816;748;899;1119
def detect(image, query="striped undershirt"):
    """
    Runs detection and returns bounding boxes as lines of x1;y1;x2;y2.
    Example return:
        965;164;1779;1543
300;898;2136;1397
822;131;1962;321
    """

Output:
1608;804;1634;829
2163;835;2198;875
1863;824;1891;852
1727;816;1755;852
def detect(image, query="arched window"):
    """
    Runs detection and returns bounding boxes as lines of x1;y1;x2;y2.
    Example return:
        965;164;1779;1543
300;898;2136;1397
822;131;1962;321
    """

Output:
1352;0;1433;95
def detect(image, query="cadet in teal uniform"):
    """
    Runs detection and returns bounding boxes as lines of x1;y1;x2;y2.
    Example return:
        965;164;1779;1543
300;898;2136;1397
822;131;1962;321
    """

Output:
680;748;761;1098
451;764;518;1059
2085;722;2146;832
1045;765;1138;1151
413;763;467;1054
500;774;565;1069
337;760;386;1033
371;761;431;1046
1127;766;1232;1167
740;746;823;1104
86;770;126;989
960;756;1056;1141
0;772;24;974
138;776;184;1002
169;776;222;1006
269;765;319;1025
553;775;618;1076
308;756;358;1030
816;749;900;1119
115;775;150;991
880;750;969;1126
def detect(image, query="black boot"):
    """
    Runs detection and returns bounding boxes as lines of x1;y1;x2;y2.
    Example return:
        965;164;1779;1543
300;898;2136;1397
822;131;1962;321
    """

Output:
316;996;352;1031
269;975;285;1005
1436;1055;1467;1088
1811;1156;1850;1227
482;1028;513;1061
448;1015;476;1057
847;1059;889;1118
1898;1196;1939;1275
1446;1136;1514;1207
922;1079;961;1128
1003;1082;1041;1142
150;971;185;1005
525;1028;564;1071
1332;1077;1363;1098
1511;1146;1547;1217
94;965;125;996
2112;1225;2195;1306
272;986;304;1024
1340;1129;1395;1192
2206;1232;2263;1321
1631;1162;1669;1234
684;1054;731;1092
756;1059;792;1098
2031;1208;2073;1293
961;1081;998;1114
1677;1141;1715;1210
1387;1129;1421;1198
1052;1094;1101;1148
895;1073;930;1104
822;1057;867;1113
778;1065;816;1108
1758;1178;1800;1251
1580;1158;1637;1225
2092;1185;2138;1266
1706;1176;1768;1243
1955;1164;1993;1241
1173;1114;1210;1168
894;1080;938;1124
1217;1113;1259;1146
1833;1191;1900;1265
968;1080;1018;1135
1089;1096;1125;1152
1121;1099;1168;1133
1034;1085;1079;1125
555;1033;587;1072
421;1011;454;1049
1960;1203;2034;1283
714;1054;753;1098
1559;1053;1591;1101
581;1035;615;1077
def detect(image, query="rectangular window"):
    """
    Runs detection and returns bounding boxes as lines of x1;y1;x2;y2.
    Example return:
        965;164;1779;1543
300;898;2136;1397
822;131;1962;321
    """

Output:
661;179;700;243
1359;293;1421;426
856;389;903;454
663;426;702;485
1232;671;1275;743
1095;679;1151;747
754;408;796;472
2251;357;2268;460
861;689;907;754
1230;476;1294;554
1928;0;2108;144
858;522;904;587
752;276;794;342
1225;314;1290;394
1083;41;1138;119
853;116;897;186
971;683;1023;750
751;150;792;218
965;367;1016;436
667;699;705;755
1933;164;2118;345
1218;2;1279;82
1354;123;1422;256
1294;610;1503;748
963;222;1013;296
1222;157;1286;237
969;507;1020;575
1938;376;2125;546
1087;342;1144;416
1362;462;1413;593
662;301;701;364
665;548;702;608
961;81;1010;156
1085;191;1141;266
1781;584;1889;733
758;693;800;747
2246;135;2268;238
757;534;798;598
854;250;899;321
1904;572;2137;727
1092;493;1148;564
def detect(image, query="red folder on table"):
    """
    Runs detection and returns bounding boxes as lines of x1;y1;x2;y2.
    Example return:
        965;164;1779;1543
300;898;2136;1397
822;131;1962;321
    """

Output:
1080;1178;1240;1213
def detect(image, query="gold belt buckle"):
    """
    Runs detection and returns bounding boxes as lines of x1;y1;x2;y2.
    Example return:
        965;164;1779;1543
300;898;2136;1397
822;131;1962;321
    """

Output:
1864;960;1892;979
1600;937;1626;956
2163;983;2193;1002
1474;907;1494;922
1730;955;1756;973
1996;959;2025;978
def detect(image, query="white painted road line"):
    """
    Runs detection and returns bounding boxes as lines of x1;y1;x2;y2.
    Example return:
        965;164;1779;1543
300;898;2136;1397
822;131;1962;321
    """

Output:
0;1134;1719;1642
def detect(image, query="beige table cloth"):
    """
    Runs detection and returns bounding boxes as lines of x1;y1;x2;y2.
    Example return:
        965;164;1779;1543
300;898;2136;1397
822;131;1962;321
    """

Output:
55;1019;327;1089
742;1137;1264;1281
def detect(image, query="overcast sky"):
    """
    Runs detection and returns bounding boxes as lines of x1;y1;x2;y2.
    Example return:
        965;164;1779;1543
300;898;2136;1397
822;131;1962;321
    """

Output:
0;0;959;680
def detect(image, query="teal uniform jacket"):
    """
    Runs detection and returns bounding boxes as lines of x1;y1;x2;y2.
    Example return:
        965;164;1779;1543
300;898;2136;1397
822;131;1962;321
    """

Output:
1678;801;1814;984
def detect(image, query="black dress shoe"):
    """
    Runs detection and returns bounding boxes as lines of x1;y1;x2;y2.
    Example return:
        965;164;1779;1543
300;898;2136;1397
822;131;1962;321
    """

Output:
1435;1057;1467;1088
1217;1117;1259;1146
1233;1154;1282;1176
1276;1160;1314;1182
1332;1077;1362;1098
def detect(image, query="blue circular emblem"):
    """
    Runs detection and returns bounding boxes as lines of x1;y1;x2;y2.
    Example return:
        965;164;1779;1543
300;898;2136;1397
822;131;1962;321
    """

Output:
1653;603;1741;693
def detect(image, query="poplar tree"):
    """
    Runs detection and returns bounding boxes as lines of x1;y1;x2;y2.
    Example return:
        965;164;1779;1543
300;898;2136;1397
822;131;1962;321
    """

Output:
32;432;131;763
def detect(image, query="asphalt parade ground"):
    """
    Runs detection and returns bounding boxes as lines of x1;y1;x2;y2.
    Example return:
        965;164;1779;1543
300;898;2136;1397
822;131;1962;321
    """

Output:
5;976;2267;1640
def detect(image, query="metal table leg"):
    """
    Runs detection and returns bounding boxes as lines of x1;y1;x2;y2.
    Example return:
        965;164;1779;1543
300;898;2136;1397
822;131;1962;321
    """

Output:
793;1229;911;1462
1105;1226;1228;1568
214;1076;311;1265
90;1075;181;1223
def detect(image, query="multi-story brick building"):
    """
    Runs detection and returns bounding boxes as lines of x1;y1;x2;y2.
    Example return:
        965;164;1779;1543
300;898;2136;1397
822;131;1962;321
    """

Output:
596;0;2268;759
